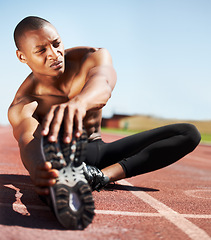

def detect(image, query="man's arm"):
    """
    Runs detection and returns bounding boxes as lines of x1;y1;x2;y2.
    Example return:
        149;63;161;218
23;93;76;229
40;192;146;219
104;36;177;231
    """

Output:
42;48;117;143
8;100;58;195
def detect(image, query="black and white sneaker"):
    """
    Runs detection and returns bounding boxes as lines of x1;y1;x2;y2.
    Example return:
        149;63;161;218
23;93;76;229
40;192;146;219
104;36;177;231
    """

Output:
83;164;110;191
41;130;95;230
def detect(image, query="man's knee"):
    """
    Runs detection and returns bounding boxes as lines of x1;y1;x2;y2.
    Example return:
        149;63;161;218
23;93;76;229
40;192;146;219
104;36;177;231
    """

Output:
183;123;201;151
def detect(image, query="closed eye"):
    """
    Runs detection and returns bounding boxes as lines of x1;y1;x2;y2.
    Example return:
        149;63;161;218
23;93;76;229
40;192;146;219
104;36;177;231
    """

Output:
35;48;46;54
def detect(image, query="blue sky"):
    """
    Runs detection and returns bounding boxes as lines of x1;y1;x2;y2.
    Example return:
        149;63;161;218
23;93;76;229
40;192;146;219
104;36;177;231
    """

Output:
0;0;210;125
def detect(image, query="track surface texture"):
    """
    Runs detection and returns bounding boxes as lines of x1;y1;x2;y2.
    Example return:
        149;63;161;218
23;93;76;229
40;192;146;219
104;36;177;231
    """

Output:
0;126;210;240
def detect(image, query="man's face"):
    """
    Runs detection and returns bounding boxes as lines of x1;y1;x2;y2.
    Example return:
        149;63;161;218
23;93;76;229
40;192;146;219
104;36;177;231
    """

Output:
18;24;65;78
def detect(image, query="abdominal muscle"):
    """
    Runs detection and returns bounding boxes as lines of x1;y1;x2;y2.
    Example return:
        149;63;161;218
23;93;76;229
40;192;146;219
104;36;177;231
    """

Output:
83;109;102;140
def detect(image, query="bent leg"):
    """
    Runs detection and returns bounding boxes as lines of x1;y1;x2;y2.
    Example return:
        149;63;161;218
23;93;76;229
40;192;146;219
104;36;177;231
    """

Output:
121;124;200;177
97;123;201;179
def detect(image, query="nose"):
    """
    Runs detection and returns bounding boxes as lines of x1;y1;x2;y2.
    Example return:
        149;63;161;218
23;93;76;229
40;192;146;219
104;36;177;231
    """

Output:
48;45;59;59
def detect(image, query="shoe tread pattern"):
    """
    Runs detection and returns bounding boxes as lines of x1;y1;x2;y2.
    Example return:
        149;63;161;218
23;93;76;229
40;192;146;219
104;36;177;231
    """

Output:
42;129;95;230
52;182;95;229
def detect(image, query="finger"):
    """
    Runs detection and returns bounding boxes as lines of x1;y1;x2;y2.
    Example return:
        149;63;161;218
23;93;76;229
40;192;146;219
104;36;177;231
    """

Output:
35;162;59;182
34;177;56;188
37;161;52;171
63;107;74;143
48;106;65;142
44;161;52;170
41;107;56;136
74;109;83;138
37;169;59;179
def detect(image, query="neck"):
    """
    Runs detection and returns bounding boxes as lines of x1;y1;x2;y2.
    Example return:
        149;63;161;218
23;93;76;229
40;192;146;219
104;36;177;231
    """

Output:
34;72;59;82
32;72;67;96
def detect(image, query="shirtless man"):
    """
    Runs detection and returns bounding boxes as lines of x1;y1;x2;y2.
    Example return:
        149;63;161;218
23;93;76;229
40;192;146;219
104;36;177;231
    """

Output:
8;16;118;229
8;16;201;230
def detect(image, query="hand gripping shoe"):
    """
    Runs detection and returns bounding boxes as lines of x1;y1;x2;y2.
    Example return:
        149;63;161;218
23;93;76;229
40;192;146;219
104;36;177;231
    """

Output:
83;164;110;191
41;129;95;230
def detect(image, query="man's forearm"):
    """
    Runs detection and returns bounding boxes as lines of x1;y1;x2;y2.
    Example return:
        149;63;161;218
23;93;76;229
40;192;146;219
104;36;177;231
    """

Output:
79;67;117;112
19;136;43;173
15;117;44;176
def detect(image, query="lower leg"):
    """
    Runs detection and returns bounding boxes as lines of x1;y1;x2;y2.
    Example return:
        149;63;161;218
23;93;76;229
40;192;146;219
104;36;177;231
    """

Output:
101;163;126;182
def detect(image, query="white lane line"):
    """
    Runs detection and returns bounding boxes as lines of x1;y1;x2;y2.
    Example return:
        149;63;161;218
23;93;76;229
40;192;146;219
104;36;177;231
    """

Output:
182;214;211;219
95;210;161;217
1;202;211;219
185;190;211;200
95;210;211;219
119;180;211;240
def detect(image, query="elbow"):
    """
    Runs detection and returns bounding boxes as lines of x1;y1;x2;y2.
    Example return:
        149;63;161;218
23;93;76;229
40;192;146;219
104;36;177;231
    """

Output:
18;132;32;149
104;81;113;100
94;83;112;110
105;70;116;99
108;67;117;91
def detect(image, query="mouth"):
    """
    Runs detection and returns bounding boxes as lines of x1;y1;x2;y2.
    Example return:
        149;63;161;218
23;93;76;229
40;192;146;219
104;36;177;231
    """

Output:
50;60;63;70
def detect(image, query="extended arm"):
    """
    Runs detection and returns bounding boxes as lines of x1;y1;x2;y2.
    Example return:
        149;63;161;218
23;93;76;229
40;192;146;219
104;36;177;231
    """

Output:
42;48;117;143
8;100;59;195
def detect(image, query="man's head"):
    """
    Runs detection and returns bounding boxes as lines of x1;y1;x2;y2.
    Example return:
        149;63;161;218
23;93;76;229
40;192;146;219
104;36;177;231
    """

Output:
14;16;51;51
14;16;65;78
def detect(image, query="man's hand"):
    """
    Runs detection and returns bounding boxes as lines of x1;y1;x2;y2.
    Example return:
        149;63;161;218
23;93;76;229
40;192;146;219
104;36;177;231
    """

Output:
41;97;86;143
31;162;59;195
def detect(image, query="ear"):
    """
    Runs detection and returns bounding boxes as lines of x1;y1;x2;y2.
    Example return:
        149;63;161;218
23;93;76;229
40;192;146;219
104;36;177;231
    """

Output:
16;50;27;63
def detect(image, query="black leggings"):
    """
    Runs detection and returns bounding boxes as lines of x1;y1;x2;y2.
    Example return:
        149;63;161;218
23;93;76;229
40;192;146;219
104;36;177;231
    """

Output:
85;123;201;178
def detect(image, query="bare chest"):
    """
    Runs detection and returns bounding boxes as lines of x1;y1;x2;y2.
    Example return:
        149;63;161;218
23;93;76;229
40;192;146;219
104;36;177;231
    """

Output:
32;68;88;120
31;94;69;121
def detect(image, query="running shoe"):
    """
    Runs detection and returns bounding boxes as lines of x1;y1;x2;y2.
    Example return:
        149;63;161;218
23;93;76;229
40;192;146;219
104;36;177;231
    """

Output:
83;164;110;191
41;129;95;230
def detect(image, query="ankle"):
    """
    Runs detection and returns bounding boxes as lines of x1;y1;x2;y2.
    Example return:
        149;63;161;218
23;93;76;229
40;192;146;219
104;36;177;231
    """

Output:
101;163;126;182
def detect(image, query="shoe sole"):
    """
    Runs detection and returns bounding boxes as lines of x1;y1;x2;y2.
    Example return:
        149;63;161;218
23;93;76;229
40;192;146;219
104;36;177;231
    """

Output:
41;130;95;229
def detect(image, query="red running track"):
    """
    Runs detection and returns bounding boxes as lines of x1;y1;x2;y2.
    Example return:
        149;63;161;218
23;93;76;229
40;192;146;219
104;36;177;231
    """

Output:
0;126;211;240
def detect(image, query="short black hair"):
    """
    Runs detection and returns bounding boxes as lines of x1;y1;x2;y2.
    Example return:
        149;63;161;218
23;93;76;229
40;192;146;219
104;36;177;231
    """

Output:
14;16;51;50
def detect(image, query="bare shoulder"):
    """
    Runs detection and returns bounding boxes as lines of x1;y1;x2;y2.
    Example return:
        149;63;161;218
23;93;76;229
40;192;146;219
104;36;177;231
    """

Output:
65;47;112;65
82;48;116;91
65;46;115;84
8;98;38;128
65;46;98;58
87;48;113;66
81;48;114;76
11;73;35;106
8;73;37;130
